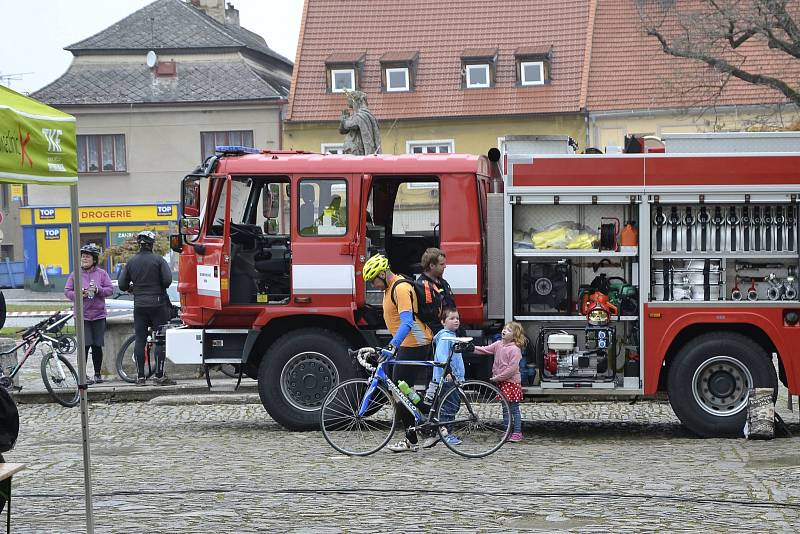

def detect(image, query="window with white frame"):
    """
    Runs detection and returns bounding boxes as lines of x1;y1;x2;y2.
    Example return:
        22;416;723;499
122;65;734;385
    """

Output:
407;140;453;155
331;69;355;92
321;143;344;154
385;67;410;92
201;130;254;160
77;134;126;173
466;64;490;88
520;61;545;86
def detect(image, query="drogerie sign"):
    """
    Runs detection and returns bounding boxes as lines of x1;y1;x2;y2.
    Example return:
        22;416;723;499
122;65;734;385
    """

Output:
80;208;133;220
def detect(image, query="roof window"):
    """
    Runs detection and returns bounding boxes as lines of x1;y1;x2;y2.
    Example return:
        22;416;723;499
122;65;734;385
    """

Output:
514;46;552;86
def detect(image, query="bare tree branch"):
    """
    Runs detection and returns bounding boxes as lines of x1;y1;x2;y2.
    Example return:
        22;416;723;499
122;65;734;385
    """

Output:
638;0;800;108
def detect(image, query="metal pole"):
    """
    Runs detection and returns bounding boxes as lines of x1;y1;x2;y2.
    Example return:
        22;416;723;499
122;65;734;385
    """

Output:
69;184;94;533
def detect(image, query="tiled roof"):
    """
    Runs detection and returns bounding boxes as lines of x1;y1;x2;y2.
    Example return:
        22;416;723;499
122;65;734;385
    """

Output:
66;0;292;67
287;0;591;122
32;59;288;106
587;0;798;111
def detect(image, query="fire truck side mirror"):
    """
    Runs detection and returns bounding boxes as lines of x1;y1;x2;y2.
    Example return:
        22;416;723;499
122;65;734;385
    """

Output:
183;181;200;217
263;188;279;220
180;217;200;241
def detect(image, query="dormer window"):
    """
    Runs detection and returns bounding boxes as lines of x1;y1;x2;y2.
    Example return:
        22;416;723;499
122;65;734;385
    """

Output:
515;46;552;86
461;48;497;89
386;68;409;92
325;52;365;93
466;64;490;88
380;51;418;92
520;61;544;86
331;69;355;92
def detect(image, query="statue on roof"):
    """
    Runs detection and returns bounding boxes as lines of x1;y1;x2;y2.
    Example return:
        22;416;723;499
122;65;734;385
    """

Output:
339;91;381;155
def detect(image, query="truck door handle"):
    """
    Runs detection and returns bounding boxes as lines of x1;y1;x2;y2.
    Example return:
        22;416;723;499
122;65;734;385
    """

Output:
294;296;311;304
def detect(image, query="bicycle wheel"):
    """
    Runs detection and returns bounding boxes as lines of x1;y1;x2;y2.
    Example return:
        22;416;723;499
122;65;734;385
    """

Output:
320;378;397;456
436;380;511;458
41;352;80;408
55;335;77;355
116;335;156;383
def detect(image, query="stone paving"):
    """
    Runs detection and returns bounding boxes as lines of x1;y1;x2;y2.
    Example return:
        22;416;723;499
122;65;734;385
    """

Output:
4;391;800;533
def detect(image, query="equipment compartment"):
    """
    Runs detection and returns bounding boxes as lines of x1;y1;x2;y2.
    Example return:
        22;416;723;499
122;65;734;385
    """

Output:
509;198;642;390
648;202;800;302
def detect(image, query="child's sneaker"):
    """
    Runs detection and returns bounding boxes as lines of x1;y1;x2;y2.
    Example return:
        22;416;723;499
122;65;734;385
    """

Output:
387;439;419;453
508;432;524;443
443;434;462;446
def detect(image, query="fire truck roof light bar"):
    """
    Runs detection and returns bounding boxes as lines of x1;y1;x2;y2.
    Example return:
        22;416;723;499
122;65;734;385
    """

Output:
215;145;260;156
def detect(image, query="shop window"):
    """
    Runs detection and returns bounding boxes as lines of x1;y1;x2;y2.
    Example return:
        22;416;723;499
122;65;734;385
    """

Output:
77;134;126;173
298;179;348;237
201;130;254;160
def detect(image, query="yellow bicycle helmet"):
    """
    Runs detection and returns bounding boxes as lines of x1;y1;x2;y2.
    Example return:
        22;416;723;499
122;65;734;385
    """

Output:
362;254;390;282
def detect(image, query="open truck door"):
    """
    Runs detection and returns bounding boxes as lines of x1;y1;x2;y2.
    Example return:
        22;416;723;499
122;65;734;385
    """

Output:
176;173;229;312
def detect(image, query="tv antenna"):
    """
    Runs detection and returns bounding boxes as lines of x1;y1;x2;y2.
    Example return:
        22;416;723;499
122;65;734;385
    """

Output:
0;71;33;89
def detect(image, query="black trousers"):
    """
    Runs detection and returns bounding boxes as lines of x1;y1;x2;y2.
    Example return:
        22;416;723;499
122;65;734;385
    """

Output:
391;344;432;444
133;305;170;378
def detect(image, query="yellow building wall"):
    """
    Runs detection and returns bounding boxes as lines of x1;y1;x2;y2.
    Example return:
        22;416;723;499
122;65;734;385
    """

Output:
589;108;800;151
284;115;587;155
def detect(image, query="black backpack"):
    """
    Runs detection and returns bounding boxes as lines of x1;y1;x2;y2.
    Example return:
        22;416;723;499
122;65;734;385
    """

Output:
0;386;19;453
391;276;444;330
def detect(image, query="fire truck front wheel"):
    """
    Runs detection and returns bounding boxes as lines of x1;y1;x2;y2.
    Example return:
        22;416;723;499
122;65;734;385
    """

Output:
258;328;355;431
667;332;777;438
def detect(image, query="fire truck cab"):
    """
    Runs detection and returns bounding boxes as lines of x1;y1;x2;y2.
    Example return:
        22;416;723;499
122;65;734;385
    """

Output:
170;149;490;430
169;139;800;437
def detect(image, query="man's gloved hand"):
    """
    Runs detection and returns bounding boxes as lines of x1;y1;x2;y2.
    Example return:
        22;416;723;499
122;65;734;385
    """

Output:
379;344;397;362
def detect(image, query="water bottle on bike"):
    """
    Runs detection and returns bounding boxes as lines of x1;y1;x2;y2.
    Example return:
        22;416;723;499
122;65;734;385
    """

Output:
397;380;421;405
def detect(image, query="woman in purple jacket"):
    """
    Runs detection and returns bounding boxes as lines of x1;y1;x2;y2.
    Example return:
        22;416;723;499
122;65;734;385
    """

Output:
64;244;113;384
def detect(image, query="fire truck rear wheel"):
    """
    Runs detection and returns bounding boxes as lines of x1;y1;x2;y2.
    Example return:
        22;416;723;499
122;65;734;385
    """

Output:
667;332;776;438
258;328;355;431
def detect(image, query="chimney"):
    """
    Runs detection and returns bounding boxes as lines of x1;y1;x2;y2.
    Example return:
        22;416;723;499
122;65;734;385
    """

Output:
192;0;225;24
225;3;240;27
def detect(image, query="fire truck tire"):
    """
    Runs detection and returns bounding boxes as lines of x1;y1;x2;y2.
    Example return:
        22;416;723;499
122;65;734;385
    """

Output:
667;332;776;438
258;328;355;431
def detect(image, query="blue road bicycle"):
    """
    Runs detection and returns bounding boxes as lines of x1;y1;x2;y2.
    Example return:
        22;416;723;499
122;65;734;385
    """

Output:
320;338;511;458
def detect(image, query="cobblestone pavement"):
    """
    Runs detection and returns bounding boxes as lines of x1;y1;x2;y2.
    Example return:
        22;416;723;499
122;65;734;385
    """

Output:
5;392;800;533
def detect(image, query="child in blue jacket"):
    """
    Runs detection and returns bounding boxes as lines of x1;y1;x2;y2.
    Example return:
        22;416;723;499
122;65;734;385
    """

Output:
422;307;465;448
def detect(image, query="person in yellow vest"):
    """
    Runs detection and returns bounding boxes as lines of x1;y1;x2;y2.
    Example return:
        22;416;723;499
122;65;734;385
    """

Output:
362;253;432;452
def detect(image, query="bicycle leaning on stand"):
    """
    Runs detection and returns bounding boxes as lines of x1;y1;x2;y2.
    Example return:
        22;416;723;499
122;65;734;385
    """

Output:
320;338;511;458
0;311;80;407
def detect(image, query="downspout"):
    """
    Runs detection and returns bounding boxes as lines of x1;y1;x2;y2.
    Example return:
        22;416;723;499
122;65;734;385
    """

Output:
579;0;598;151
585;109;591;151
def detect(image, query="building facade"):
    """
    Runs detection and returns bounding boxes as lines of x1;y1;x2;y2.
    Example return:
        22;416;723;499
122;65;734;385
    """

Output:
286;0;798;157
28;0;292;286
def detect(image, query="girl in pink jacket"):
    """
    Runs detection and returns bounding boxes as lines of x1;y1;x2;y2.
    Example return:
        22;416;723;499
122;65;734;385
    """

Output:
473;321;527;442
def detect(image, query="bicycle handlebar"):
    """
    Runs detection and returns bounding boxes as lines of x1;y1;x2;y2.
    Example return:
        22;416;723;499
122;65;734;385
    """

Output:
350;347;378;372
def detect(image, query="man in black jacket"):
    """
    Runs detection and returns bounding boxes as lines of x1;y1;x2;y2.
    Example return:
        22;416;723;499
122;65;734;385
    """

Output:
418;247;456;333
118;230;175;386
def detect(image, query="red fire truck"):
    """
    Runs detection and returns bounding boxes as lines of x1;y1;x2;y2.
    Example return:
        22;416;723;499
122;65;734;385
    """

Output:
167;141;800;437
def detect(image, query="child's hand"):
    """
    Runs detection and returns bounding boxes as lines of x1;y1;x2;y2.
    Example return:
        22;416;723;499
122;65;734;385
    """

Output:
445;373;452;382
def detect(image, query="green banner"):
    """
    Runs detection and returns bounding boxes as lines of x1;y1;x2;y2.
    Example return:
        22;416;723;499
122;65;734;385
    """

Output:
0;85;77;185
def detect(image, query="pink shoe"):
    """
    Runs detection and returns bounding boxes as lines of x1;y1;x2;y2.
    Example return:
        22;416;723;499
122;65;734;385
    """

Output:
508;432;524;443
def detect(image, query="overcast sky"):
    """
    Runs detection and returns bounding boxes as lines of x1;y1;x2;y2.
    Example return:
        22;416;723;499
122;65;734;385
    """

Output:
1;0;304;95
